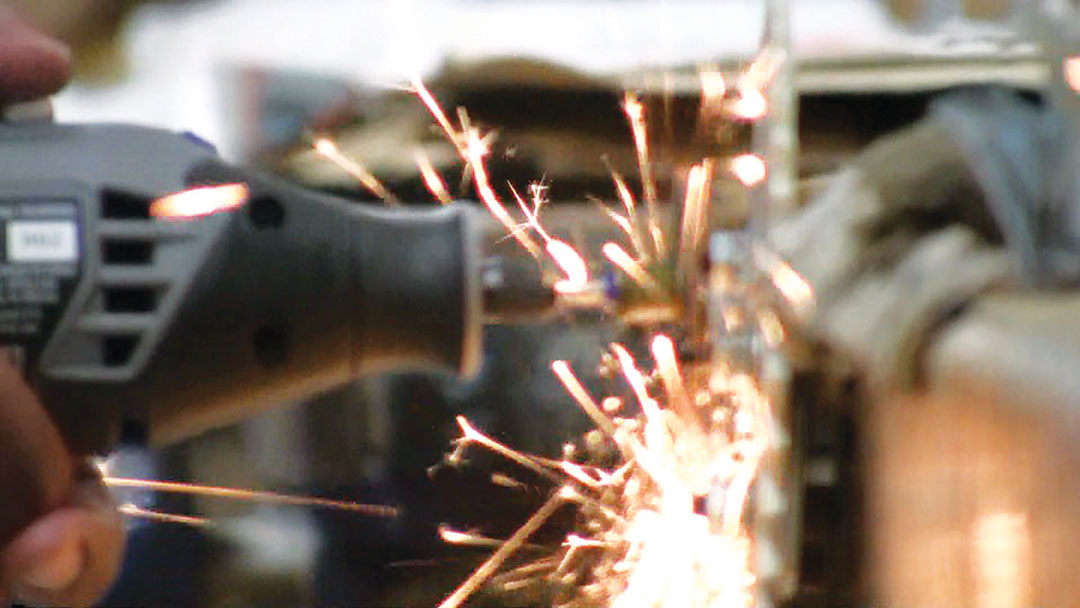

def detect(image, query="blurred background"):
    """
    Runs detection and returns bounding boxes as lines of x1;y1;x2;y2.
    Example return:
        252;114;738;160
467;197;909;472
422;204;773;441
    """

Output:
7;0;1078;607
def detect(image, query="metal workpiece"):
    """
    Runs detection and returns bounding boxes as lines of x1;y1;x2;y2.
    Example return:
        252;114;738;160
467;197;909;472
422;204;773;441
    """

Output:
925;292;1080;423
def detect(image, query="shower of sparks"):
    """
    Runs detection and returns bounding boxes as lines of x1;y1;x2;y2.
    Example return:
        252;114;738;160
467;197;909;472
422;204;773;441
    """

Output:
603;242;661;293
118;503;211;528
103;477;398;518
313;137;398;204
622;92;664;256
730;154;767;188
150;184;249;219
414;148;453;205
309;50;802;608
441;333;770;608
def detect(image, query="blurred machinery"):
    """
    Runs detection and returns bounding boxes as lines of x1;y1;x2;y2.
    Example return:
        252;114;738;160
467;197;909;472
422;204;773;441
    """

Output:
24;1;1080;606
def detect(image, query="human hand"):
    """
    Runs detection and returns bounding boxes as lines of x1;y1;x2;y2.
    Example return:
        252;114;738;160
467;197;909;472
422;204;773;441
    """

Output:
0;6;125;606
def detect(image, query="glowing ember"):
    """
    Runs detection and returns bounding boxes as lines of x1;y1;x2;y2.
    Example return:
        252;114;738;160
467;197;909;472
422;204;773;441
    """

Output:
313;138;398;204
149;184;249;219
730;154;767;188
1066;56;1080;94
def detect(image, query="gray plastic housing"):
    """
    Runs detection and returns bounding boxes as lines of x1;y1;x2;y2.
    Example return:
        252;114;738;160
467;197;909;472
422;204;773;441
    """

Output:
0;123;481;454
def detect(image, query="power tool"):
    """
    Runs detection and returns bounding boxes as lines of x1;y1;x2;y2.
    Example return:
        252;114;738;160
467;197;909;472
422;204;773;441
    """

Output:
0;121;558;547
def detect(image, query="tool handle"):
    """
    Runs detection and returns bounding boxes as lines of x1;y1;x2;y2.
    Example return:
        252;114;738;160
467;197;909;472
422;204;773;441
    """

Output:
0;357;74;548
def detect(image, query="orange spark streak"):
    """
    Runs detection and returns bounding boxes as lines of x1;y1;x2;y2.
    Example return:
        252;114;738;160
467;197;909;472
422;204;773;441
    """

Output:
438;489;569;608
609;167;647;256
465;131;542;259
104;477;397;517
551;361;617;437
770;261;813;310
679;160;714;270
610;343;661;421
438;526;543;551
730;153;767;187
598;205;637;242
414;149;453;205
411;76;465;153
313;138;398;204
622;92;664;255
456;416;561;481
118;503;210;527
650;335;691;416
603;242;661;293
510;183;589;293
150;184;249;219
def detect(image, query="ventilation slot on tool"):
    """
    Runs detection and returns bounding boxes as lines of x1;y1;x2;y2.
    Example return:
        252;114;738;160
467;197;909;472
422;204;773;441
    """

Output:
102;335;139;367
101;189;152;220
103;240;153;265
104;287;158;313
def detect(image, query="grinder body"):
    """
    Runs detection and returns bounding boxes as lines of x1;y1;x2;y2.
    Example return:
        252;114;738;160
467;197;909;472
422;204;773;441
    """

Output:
0;123;483;456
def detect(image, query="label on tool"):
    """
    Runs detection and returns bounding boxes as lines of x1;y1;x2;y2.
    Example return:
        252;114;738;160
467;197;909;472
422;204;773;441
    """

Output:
0;200;81;370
